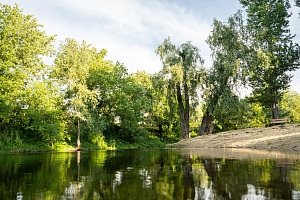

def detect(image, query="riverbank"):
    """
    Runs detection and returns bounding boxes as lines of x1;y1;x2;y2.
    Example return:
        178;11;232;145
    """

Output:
167;123;300;152
0;135;170;153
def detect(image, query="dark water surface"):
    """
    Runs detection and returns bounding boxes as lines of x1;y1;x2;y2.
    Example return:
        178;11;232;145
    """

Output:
1;148;300;199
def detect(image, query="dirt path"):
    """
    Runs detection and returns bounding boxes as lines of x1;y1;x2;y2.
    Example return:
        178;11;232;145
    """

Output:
167;124;300;152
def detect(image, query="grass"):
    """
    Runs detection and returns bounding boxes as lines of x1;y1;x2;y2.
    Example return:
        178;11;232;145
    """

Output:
0;134;177;153
110;136;172;150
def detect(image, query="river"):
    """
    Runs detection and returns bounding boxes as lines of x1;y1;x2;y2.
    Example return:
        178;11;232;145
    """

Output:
1;148;300;199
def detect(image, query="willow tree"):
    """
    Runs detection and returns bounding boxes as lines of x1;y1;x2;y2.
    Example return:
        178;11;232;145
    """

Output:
156;38;204;139
198;12;249;135
240;0;300;119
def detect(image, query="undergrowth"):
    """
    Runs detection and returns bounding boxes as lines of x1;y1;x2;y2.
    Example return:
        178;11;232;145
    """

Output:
0;134;177;153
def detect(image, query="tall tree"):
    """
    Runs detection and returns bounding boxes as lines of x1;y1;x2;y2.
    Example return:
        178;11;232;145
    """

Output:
87;61;152;142
156;38;204;139
52;38;99;148
198;12;249;135
0;3;54;137
240;0;300;119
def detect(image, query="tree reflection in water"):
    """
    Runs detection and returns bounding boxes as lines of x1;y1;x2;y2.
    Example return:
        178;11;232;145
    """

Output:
0;149;300;199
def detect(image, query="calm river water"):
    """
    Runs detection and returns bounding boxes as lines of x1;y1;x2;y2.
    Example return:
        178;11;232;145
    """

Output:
1;148;300;199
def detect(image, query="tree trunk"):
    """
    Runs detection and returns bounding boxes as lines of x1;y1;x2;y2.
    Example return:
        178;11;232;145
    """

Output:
198;111;214;136
158;123;163;138
176;84;189;139
272;103;280;119
77;115;81;149
179;110;190;139
198;91;221;136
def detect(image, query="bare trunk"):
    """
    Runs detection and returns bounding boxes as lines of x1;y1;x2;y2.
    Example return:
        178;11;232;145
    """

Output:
176;84;189;139
198;111;214;136
179;110;190;139
158;123;163;138
198;90;221;136
198;94;218;136
77;115;81;149
272;103;280;119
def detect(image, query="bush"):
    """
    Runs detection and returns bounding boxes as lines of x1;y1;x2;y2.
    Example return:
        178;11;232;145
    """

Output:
89;133;107;149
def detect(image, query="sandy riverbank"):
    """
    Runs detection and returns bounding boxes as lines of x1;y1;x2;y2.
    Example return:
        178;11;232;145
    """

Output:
167;124;300;152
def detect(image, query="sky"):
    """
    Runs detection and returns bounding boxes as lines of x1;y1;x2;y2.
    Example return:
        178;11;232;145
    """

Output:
2;0;300;94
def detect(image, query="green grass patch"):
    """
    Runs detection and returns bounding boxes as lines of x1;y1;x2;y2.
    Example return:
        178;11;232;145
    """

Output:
111;135;178;149
0;133;178;153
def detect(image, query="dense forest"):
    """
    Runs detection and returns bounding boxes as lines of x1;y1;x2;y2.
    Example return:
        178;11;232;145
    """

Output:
1;1;300;152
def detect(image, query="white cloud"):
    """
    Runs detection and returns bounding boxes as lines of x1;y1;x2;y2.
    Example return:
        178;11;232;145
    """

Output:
2;0;300;93
52;0;212;72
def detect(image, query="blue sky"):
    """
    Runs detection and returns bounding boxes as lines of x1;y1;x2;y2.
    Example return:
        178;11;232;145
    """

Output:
2;0;300;93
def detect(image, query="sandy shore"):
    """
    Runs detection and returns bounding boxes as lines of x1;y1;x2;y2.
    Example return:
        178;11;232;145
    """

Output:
167;124;300;152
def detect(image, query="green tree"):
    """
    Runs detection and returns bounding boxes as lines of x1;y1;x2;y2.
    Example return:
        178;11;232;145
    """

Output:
86;54;119;135
114;68;152;141
240;0;300;119
156;38;204;139
150;73;180;139
212;96;248;132
0;3;54;138
88;61;152;142
52;38;98;148
198;12;249;135
280;90;300;123
22;80;68;146
212;97;272;132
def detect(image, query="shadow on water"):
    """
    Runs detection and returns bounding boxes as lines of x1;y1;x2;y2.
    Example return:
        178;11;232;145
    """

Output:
1;148;300;199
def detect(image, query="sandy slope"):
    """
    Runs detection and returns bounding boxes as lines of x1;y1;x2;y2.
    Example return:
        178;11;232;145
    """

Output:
167;124;300;152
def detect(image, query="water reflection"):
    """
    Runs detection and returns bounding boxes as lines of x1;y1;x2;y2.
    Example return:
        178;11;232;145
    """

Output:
0;149;300;199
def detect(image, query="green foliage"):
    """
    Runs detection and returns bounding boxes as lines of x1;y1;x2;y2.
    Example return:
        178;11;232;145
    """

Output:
248;102;271;127
0;3;55;141
53;38;99;117
199;12;250;135
156;37;204;139
86;54;153;142
189;103;203;129
212;97;271;132
240;0;300;118
280;90;300;123
115;69;152;141
212;96;248;132
114;135;168;149
189;131;198;138
0;4;61;148
22;81;68;144
88;133;107;149
53;38;105;147
3;2;300;151
148;73;181;139
0;3;182;149
204;12;249;112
